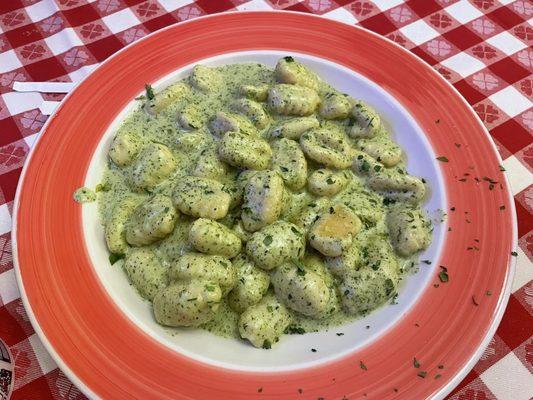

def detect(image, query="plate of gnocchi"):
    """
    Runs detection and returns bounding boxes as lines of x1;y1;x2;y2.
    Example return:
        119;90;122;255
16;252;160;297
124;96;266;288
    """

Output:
13;11;516;400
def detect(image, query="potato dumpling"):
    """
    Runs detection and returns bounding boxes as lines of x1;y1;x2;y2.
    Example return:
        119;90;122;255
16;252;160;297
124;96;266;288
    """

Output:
291;197;331;233
229;98;270;129
123;248;168;301
240;84;269;102
109;131;142;167
358;131;402;168
209;111;257;137
130;143;176;191
300;128;354;169
228;255;270;313
189;218;242;258
309;204;362;257
175;132;209;153
189;65;222;92
177;103;204;130
335;183;385;225
387;207;431;256
325;241;360;279
348;100;381;139
351;150;385;177
125;195;178;246
241;170;284;232
271;262;331;318
303;254;340;315
169;252;236;296
270;138;307;190
339;238;399;315
218;131;272;170
268;116;319;140
274;56;320;90
153;280;222;327
192;147;229;181
105;197;139;254
172;176;231;220
279;189;313;221
307;169;349;197
367;173;426;205
268;84;320;116
238;294;291;348
246;221;305;270
318;93;351;120
145;81;191;115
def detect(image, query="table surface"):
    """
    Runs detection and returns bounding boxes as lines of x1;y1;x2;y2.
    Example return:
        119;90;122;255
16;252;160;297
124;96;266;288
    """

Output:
0;0;531;399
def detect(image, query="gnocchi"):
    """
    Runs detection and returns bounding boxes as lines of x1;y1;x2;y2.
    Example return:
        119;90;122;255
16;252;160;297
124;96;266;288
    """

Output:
90;57;432;349
300;128;354;169
268;84;320;116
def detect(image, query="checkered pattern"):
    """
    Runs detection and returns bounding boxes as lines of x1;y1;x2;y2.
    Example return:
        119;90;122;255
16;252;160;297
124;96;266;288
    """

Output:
0;0;531;398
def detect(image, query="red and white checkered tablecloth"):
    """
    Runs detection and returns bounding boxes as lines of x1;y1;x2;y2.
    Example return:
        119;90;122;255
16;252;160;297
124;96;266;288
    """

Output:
0;0;531;399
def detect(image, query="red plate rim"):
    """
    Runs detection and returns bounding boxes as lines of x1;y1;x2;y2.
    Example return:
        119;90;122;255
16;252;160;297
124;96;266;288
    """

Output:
12;11;517;400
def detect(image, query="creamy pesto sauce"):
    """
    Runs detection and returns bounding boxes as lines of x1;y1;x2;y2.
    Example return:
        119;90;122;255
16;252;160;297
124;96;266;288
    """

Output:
92;61;432;344
73;187;96;203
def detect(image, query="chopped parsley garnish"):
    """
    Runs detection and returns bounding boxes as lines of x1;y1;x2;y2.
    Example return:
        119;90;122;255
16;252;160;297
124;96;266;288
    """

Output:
436;156;449;163
422;260;432;265
95;182;111;192
283;56;294;62
286;326;306;334
359;360;367;370
336;332;344;336
263;235;273;246
109;253;125;265
413;358;420;368
499;165;506;172
417;371;427;378
485;290;492;296
326;177;334;184
311;348;317;352
511;251;518;257
145;83;155;100
384;278;394;296
435;374;442;379
438;266;449;283
292;259;306;275
262;339;272;349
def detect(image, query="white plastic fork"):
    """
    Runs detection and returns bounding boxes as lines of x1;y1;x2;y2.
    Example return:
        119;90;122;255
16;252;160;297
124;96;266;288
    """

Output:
13;81;74;115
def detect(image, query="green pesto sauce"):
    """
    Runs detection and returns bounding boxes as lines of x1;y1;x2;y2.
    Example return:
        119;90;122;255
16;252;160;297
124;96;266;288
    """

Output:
95;62;432;343
73;187;96;203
